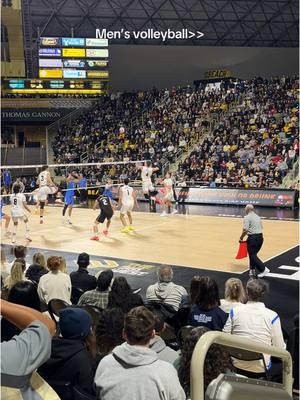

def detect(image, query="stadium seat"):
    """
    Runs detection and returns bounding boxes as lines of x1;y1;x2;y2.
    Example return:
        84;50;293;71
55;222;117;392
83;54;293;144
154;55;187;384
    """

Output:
79;305;103;325
191;331;293;400
222;345;269;380
48;299;70;323
205;374;292;400
71;286;84;305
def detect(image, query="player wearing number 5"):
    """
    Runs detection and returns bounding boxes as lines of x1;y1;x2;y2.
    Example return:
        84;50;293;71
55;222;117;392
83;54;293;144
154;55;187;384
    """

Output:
10;184;32;244
90;187;114;241
119;178;138;233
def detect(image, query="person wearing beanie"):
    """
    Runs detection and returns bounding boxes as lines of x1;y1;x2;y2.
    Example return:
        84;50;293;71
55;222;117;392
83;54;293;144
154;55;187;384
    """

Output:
38;307;97;396
70;252;96;292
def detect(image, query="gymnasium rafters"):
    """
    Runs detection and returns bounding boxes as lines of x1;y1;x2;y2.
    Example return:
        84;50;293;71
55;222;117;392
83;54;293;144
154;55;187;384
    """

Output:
25;0;298;47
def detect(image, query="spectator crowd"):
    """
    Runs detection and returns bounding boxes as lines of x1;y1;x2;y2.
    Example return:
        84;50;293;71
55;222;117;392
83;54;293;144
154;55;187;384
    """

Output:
1;245;298;399
50;76;298;189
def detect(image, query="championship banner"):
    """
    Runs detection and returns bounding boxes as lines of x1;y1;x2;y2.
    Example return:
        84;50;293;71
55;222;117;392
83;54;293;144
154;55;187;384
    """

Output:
88;186;295;208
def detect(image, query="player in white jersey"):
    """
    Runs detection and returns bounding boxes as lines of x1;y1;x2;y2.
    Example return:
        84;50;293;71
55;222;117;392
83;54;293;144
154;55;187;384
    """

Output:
137;161;160;212
36;165;57;224
118;178;138;233
10;184;32;244
160;172;178;217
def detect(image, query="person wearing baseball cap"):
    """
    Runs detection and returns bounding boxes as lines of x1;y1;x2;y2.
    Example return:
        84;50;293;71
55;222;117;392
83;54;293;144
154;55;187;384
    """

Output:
70;252;97;293
38;307;96;396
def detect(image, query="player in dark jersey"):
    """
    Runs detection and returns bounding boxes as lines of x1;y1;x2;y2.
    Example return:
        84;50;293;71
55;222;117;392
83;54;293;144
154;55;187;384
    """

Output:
90;187;114;241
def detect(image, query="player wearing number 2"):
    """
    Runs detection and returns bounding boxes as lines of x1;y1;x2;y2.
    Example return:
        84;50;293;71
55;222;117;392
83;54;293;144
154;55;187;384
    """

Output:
90;187;114;241
119;178;138;233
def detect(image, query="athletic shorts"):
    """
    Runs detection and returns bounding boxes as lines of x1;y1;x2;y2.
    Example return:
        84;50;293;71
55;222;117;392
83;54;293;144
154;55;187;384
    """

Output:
163;191;173;201
1;211;5;218
11;213;25;222
142;180;154;193
96;211;113;224
64;196;74;206
38;186;56;201
120;202;134;214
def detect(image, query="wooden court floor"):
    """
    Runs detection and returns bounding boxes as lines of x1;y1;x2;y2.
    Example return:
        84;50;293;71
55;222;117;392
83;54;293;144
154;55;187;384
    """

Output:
1;205;298;273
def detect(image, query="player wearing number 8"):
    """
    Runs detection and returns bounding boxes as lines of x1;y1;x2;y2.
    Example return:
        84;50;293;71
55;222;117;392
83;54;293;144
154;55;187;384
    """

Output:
10;184;32;244
90;187;114;241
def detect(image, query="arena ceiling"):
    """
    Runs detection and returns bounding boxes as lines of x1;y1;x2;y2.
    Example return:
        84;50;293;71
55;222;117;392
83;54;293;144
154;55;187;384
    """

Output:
26;0;298;47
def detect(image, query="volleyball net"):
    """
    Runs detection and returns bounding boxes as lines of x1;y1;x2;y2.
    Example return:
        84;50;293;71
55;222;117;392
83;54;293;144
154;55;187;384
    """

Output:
0;160;153;198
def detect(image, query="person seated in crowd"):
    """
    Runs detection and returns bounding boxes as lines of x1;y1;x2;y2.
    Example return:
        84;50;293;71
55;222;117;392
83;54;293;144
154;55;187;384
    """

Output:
1;299;58;399
146;266;187;311
4;258;28;291
70;252;96;292
94;306;185;400
8;245;30;274
58;256;68;274
78;269;113;309
175;326;233;398
1;281;41;342
188;276;228;330
107;276;143;313
95;307;124;360
149;313;179;363
220;278;247;313
25;252;48;283
38;307;96;396
38;256;71;305
223;279;285;379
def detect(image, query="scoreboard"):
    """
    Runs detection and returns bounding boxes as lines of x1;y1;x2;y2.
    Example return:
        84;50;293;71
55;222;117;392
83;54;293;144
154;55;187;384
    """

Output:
2;79;108;95
38;37;109;81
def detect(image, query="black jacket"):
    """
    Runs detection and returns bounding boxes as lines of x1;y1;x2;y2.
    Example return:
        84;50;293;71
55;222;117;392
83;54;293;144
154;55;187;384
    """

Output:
70;268;97;292
38;337;96;395
25;263;48;283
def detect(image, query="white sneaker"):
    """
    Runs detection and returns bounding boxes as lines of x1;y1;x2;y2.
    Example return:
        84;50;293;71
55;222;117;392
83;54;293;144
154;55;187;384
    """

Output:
171;209;178;215
258;267;270;278
67;220;72;225
160;211;167;217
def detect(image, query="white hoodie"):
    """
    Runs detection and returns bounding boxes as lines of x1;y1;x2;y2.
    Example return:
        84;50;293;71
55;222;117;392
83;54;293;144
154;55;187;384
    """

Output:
95;342;186;400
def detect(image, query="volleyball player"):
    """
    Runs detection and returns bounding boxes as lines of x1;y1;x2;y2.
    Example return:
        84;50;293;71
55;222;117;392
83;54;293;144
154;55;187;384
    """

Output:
137;161;159;211
10;184;32;244
160;172;178;217
118;178;138;233
62;172;78;225
36;165;57;224
90;187;114;241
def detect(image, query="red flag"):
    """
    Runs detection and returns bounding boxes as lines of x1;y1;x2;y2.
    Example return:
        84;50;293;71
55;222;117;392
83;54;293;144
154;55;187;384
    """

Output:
235;241;248;259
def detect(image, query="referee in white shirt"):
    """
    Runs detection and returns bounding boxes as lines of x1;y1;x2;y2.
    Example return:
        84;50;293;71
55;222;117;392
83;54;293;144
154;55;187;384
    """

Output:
239;204;270;278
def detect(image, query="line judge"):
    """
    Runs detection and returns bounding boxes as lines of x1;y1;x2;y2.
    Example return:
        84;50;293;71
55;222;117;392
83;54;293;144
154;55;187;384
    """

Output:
239;204;270;278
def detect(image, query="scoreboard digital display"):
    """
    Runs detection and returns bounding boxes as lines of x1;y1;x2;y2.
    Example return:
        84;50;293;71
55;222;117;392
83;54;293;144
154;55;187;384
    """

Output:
38;36;109;82
2;79;108;95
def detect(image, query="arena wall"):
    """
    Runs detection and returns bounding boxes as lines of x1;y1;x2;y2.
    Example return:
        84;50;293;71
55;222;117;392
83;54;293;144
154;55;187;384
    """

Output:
110;45;299;91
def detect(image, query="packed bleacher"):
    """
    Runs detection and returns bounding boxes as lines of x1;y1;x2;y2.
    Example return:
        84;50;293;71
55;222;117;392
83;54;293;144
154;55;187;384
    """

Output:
1;246;298;399
178;77;299;187
51;76;299;189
